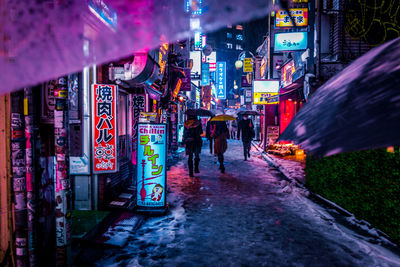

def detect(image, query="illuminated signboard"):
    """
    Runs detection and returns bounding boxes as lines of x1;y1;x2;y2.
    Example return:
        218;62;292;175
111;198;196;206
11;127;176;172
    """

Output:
216;62;226;99
194;31;204;50
252;80;280;105
281;60;296;88
276;8;308;27
243;58;253;73
131;95;146;165
136;123;167;210
201;63;210;85
202;51;217;71
92;84;118;173
274;32;307;51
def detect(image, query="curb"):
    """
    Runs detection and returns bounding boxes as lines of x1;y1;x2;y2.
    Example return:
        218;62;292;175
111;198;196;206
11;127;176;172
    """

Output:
251;142;397;246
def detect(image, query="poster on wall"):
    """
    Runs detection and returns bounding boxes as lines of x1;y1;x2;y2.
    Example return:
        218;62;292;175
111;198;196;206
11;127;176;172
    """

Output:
136;123;167;212
267;126;280;145
92;84;118;173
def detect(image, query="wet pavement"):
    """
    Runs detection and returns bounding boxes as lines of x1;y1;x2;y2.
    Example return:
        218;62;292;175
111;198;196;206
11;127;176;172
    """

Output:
93;140;400;267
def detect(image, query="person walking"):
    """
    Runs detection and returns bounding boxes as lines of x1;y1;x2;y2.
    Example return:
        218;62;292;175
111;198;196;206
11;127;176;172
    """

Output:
211;121;229;173
183;114;203;177
206;118;214;154
237;115;255;161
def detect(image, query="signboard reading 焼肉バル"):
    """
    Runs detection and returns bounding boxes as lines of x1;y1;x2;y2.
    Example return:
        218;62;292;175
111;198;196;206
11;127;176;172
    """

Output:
92;84;118;173
136;123;167;211
216;62;226;99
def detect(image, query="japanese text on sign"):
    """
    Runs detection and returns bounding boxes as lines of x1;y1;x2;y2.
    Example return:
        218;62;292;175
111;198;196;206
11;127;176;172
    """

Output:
131;95;146;164
216;62;226;99
243;58;253;73
275;8;308;27
92;84;118;173
137;124;167;208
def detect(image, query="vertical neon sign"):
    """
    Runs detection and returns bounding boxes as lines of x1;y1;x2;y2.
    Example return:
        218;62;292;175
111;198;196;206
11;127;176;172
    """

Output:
216;62;226;99
136;123;167;211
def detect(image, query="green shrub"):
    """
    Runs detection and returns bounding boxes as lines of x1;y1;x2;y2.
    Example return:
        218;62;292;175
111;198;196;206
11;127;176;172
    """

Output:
306;148;400;242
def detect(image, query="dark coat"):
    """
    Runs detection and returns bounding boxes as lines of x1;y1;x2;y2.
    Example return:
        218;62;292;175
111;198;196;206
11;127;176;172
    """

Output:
212;121;228;155
183;119;203;155
238;119;254;142
206;120;214;140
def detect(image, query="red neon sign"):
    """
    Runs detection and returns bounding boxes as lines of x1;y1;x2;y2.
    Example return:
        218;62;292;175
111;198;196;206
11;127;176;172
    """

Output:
92;84;118;173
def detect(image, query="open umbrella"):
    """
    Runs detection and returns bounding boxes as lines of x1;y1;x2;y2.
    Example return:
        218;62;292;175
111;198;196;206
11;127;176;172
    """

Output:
0;0;272;93
278;37;400;157
211;115;236;122
210;109;225;116
224;108;237;116
237;110;262;116
185;108;214;117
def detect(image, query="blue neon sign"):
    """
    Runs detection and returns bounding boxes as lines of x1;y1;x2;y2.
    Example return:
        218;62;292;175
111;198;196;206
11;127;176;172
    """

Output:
216;62;226;99
201;63;210;86
274;32;307;51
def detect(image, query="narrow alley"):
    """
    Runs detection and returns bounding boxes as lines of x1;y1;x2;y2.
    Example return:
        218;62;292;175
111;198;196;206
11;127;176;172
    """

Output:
93;140;400;267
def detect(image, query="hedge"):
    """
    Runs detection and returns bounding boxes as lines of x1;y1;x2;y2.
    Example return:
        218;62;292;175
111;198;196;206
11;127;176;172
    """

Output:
306;148;400;242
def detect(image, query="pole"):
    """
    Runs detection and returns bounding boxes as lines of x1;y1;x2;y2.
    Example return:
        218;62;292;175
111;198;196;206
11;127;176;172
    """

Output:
316;0;322;79
307;0;316;75
264;13;272;152
54;77;71;267
24;88;36;267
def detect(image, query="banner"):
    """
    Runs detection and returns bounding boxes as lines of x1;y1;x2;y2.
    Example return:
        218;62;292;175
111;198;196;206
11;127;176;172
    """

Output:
136;123;167;210
92;84;118;173
181;68;192;91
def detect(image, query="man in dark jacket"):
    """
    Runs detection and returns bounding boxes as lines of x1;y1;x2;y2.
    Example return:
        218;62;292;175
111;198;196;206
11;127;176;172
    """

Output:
183;114;203;177
206;118;214;154
237;115;254;161
212;121;229;173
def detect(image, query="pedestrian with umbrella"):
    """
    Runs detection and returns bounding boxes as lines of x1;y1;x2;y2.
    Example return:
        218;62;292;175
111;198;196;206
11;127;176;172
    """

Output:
206;117;215;154
183;111;203;177
211;115;234;173
237;114;255;161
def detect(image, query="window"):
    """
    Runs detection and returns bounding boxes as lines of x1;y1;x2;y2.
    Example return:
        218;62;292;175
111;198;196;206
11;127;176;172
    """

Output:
236;34;243;40
236;25;243;30
227;43;233;49
236;44;243;50
227;32;232;39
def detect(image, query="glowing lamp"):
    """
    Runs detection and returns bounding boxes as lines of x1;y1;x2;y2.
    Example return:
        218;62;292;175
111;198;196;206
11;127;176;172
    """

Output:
235;60;243;69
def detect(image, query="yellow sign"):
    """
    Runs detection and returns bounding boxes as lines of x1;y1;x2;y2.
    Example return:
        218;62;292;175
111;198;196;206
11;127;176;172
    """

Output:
253;92;279;105
243;58;253;73
275;8;308;27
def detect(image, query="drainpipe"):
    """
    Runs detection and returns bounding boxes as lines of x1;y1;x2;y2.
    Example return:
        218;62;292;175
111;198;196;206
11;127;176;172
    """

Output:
53;77;71;267
24;87;37;266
